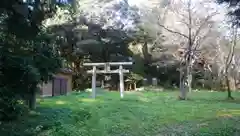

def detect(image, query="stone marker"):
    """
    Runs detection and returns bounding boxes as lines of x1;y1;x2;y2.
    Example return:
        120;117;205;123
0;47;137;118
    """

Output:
143;78;148;86
152;78;158;86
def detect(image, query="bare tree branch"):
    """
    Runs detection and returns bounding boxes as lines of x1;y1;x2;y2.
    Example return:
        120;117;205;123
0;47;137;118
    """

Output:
157;23;188;39
193;28;212;51
177;19;190;28
226;31;237;69
192;12;219;44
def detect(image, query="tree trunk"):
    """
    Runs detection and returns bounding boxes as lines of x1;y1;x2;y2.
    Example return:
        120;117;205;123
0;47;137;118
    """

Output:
179;65;187;100
229;76;236;91
187;0;193;93
134;82;137;90
186;64;192;93
104;75;111;90
179;78;187;100
29;91;37;110
29;85;38;110
101;80;104;88
225;74;234;100
224;25;237;99
234;73;238;90
142;42;151;64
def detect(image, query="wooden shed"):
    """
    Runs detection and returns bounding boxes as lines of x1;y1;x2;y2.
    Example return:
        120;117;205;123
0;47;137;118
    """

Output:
40;68;73;97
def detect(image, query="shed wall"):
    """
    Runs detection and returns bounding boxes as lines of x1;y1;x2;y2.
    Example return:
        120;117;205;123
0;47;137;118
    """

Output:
54;73;72;93
40;72;72;97
40;82;53;97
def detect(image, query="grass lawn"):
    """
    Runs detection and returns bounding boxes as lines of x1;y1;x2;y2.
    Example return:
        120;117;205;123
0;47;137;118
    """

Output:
1;90;240;136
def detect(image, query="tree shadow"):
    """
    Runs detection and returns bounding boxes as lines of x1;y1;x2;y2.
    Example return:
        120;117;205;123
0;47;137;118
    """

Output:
157;116;240;136
185;97;240;104
0;106;91;136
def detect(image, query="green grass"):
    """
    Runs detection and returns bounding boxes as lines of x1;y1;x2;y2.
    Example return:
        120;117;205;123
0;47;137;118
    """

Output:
1;91;240;136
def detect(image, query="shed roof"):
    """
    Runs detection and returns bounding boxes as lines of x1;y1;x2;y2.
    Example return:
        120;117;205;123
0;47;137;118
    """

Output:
59;68;73;74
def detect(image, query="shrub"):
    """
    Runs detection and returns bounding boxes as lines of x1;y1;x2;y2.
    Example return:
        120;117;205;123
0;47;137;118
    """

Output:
0;88;28;121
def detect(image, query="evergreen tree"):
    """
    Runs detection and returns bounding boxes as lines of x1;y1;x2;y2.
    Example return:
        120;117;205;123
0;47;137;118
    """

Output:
0;0;62;120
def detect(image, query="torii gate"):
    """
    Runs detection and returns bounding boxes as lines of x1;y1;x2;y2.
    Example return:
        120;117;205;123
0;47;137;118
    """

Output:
83;62;133;98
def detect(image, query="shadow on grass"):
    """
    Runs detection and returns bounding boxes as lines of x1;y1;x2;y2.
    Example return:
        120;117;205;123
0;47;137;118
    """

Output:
186;97;240;104
0;107;92;136
156;117;240;136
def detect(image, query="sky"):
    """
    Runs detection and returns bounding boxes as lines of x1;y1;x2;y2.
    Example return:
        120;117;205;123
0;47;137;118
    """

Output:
128;0;146;6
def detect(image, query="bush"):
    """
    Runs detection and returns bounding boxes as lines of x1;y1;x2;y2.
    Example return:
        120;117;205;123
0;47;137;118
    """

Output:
0;88;28;121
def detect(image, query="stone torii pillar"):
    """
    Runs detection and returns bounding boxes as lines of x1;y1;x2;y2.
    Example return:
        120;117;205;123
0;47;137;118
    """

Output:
91;66;97;98
119;65;124;98
83;62;132;99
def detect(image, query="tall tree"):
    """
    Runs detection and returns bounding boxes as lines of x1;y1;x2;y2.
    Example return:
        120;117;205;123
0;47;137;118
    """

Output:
0;0;62;120
140;0;220;99
214;25;239;99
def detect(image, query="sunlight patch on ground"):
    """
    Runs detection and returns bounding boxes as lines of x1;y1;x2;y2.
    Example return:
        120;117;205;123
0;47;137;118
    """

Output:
217;113;233;117
29;111;41;116
55;100;67;105
126;91;144;96
79;98;98;103
36;98;41;103
17;100;25;104
85;88;92;92
36;98;45;103
138;96;149;102
216;109;240;117
197;123;208;127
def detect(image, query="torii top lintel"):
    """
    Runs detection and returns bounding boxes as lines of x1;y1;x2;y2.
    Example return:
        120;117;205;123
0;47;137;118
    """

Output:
83;62;133;67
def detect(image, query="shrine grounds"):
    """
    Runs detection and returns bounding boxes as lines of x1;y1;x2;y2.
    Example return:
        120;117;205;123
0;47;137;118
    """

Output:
1;90;240;136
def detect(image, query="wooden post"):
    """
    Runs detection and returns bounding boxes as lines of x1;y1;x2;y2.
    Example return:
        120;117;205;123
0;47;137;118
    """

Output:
92;66;96;98
119;65;124;98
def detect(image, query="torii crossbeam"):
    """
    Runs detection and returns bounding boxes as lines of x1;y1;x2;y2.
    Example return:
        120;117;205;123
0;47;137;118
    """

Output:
83;62;133;98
